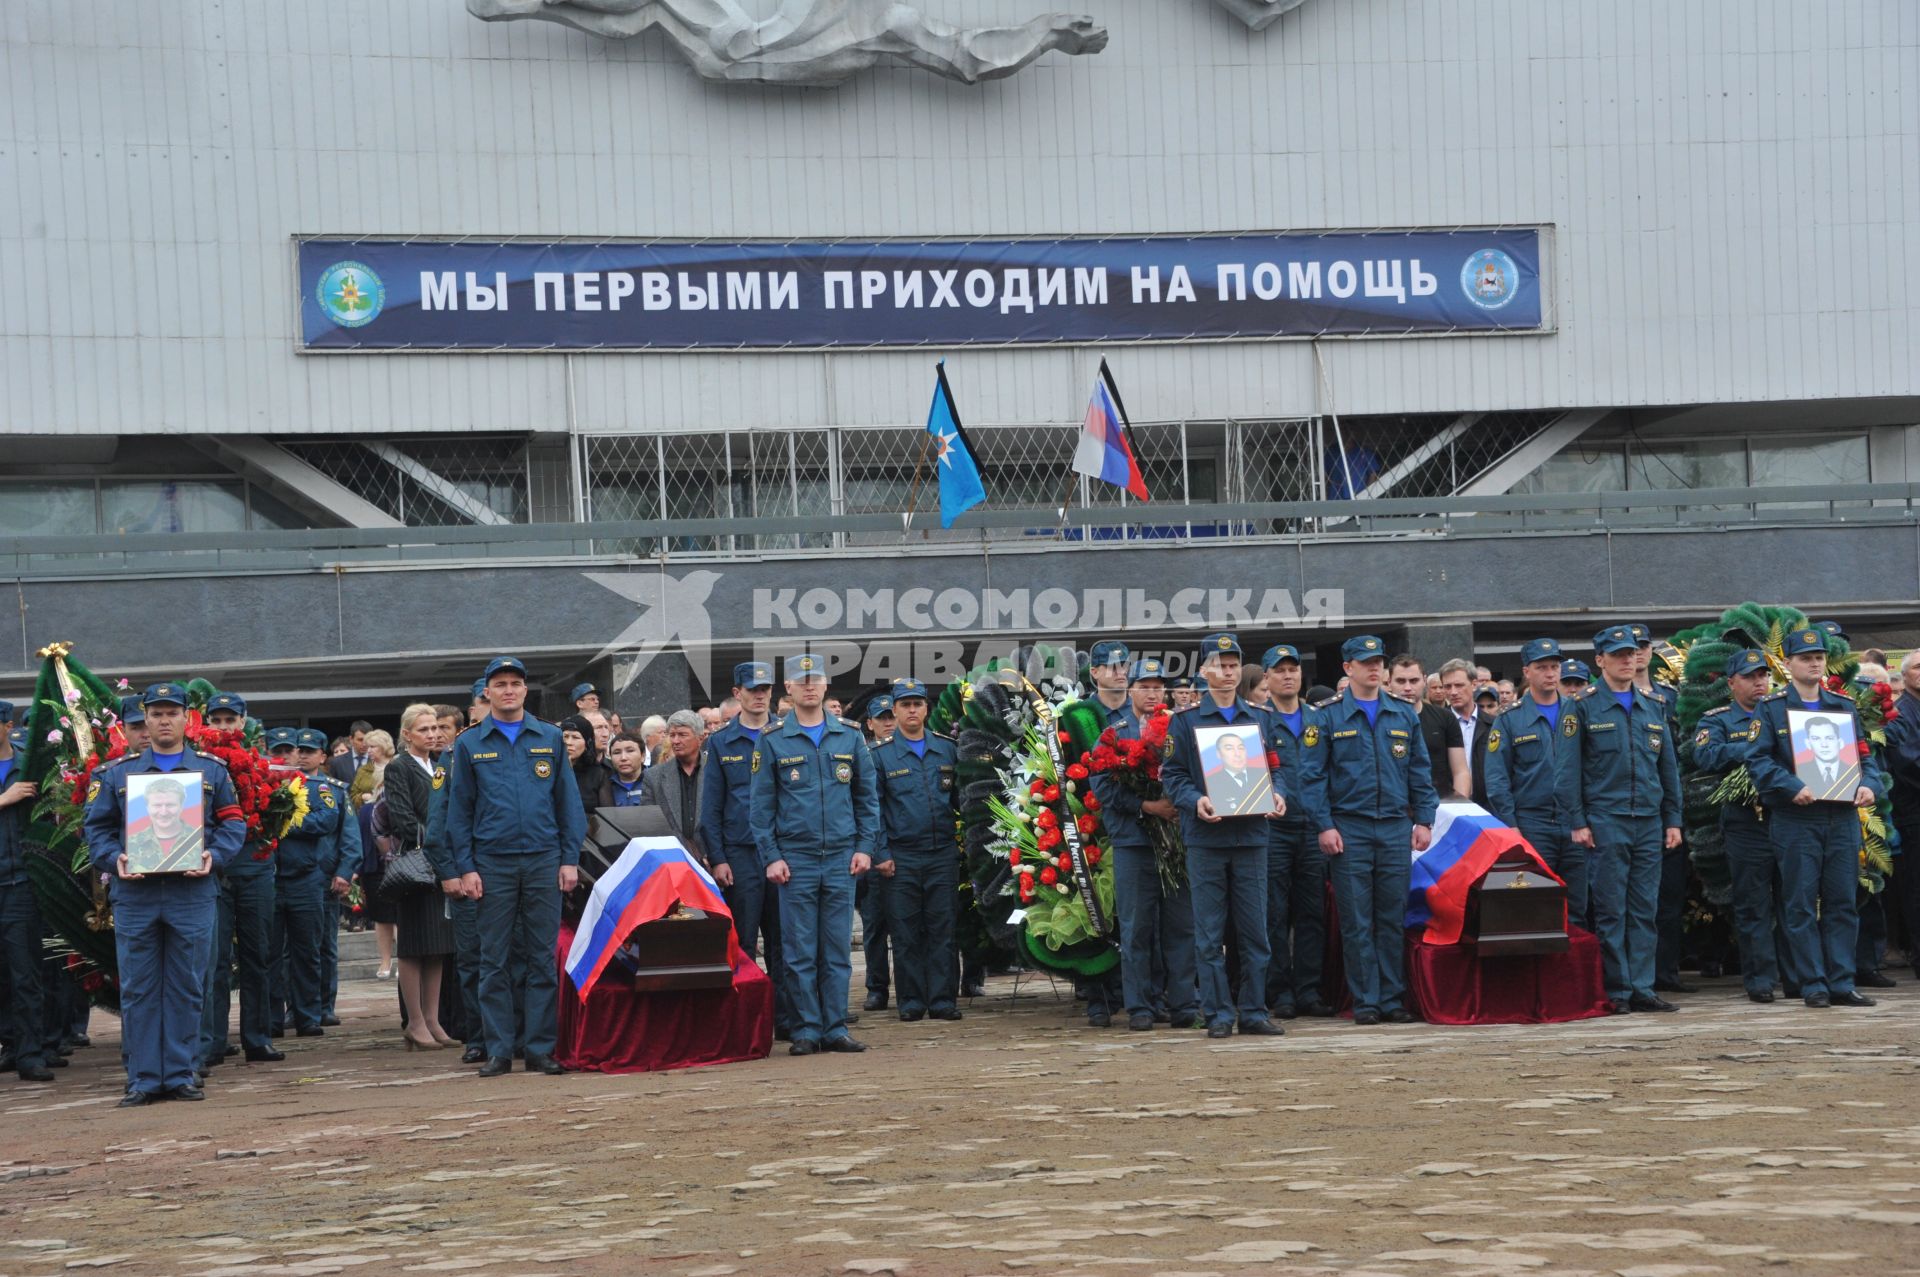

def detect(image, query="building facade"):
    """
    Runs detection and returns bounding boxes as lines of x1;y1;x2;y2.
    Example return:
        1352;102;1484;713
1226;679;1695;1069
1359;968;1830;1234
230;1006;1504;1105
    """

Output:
3;0;1917;713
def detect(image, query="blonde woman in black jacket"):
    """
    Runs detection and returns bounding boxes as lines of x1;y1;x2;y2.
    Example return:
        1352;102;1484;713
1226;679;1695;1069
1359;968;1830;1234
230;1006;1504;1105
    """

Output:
385;704;457;1050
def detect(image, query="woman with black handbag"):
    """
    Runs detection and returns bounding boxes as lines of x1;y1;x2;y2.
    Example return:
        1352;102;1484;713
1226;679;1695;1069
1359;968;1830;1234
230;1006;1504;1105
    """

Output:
383;703;457;1051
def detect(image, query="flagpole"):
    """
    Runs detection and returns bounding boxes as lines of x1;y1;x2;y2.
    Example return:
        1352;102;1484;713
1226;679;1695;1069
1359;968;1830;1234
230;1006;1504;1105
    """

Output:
902;430;931;538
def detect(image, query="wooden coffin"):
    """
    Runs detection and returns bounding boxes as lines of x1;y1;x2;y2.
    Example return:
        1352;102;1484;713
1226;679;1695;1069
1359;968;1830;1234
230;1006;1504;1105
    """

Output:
610;907;736;993
1464;849;1569;956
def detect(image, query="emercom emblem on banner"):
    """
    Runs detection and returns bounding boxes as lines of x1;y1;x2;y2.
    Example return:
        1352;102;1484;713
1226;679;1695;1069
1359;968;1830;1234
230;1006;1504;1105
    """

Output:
314;261;386;329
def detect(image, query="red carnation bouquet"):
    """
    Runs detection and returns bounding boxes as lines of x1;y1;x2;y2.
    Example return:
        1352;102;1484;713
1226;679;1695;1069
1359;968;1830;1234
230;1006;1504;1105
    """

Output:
183;724;302;862
1084;708;1186;889
1826;676;1899;757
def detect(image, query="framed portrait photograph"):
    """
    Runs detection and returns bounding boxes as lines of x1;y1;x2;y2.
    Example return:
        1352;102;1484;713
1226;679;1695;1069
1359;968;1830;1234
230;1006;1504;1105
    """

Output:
1194;722;1277;817
124;771;207;874
1786;708;1862;803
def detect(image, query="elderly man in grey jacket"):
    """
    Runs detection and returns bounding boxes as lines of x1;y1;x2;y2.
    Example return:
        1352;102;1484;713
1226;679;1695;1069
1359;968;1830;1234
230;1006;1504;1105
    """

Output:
642;710;707;859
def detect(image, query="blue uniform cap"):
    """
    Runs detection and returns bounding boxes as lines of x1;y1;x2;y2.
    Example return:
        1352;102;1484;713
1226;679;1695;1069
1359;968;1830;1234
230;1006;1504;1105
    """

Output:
1724;648;1770;678
785;652;827;682
1559;659;1590;683
1521;637;1562;665
143;682;189;707
0;700;13;723
295;728;329;752
264;726;299;750
206;691;248;718
1783;627;1828;657
1812;619;1848;641
1340;634;1386;662
889;677;929;702
867;694;895;718
1592;626;1638;656
1628;622;1653;646
1261;644;1301;669
482;655;527;682
1089;640;1131;669
1199;633;1242;661
734;661;775;690
118;695;146;724
569;682;597;702
1475;683;1500;703
7;727;24;750
1129;657;1167;682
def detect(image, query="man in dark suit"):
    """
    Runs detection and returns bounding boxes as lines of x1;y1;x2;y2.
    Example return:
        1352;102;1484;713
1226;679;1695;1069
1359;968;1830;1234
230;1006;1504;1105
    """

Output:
1392;655;1470;800
326;720;373;783
1436;660;1493;804
1468;684;1500;805
641;710;706;858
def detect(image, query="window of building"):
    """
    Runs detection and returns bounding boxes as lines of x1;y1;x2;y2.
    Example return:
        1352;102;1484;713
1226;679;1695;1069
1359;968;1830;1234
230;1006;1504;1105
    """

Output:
100;481;249;535
1750;435;1869;488
1511;447;1627;495
0;482;97;536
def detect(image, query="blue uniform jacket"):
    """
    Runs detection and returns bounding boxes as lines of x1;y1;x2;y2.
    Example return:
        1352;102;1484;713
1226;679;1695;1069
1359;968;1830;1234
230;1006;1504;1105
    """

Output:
446;715;588;875
871;731;960;861
0;756;28;885
1485;696;1573;827
1264;702;1323;837
1091;710;1157;853
1690;702;1766;827
699;717;768;867
422;758;456;881
1302;693;1439;832
604;775;646;807
1161;697;1283;850
1553;685;1682;828
1748;687;1887;813
83;748;247;880
1095;698;1139;734
749;716;879;862
275;772;362;879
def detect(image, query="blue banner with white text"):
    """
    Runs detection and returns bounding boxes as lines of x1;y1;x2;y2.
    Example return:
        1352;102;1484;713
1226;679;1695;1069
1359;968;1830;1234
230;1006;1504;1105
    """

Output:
298;229;1546;351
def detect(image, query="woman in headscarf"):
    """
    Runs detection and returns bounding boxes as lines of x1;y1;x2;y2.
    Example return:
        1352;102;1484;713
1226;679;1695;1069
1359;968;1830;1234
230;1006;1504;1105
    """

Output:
561;713;606;826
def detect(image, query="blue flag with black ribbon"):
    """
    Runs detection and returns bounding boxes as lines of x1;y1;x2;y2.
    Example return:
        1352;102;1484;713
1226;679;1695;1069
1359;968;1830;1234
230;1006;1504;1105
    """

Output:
926;361;987;528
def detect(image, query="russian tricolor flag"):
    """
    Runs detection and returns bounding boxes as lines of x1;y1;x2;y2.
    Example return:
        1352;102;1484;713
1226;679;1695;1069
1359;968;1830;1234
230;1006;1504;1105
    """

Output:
1073;360;1150;501
564;837;738;1001
1406;801;1563;944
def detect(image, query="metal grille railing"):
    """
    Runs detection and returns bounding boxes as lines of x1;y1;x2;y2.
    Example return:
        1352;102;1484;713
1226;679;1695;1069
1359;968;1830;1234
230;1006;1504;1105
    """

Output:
575;412;1569;554
280;437;536;526
268;412;1570;543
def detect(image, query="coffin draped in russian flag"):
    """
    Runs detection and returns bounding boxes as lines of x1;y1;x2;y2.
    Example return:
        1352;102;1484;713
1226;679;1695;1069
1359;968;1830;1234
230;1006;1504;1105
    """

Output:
1327;802;1611;1025
557;837;773;1072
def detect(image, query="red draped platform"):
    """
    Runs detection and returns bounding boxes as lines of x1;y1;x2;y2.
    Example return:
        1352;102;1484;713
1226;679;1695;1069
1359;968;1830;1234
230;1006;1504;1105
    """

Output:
556;923;775;1074
1402;925;1611;1025
1320;883;1612;1025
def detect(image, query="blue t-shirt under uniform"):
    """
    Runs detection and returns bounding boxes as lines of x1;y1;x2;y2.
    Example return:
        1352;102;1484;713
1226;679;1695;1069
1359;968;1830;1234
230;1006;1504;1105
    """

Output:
800;721;827;748
1217;702;1239;724
153;750;185;770
1357;697;1380;727
1278;709;1303;740
1614;691;1635;716
905;737;928;758
494;718;525;746
1538;701;1561;732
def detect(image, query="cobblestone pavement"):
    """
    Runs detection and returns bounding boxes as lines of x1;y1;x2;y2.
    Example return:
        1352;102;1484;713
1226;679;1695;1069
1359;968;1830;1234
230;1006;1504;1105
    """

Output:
3;972;1918;1276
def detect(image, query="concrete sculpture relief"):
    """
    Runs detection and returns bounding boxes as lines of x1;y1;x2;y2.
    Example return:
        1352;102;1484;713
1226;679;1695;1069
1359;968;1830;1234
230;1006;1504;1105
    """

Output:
467;0;1108;87
1212;0;1308;30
